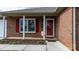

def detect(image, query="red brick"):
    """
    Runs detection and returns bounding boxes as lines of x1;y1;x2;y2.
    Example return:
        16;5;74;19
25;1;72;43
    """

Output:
57;8;72;50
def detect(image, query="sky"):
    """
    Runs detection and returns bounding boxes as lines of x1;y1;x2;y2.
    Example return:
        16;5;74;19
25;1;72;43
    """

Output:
0;7;27;11
0;0;77;11
0;0;55;11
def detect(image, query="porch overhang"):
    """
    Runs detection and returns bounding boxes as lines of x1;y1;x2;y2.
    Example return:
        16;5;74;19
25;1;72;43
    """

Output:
0;7;67;16
0;12;57;16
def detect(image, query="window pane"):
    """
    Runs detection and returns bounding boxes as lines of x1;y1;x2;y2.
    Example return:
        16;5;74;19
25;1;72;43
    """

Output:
20;19;23;32
28;20;35;32
25;20;27;31
20;19;27;32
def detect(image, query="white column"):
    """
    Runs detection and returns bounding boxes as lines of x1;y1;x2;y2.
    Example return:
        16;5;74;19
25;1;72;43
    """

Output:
3;16;5;39
43;15;46;40
73;7;76;50
23;16;25;39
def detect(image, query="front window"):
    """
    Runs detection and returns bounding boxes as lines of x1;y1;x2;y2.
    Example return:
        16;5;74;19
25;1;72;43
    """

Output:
20;18;36;33
28;20;35;32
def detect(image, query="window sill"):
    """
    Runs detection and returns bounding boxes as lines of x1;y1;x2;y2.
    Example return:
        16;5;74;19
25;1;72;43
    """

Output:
20;31;36;34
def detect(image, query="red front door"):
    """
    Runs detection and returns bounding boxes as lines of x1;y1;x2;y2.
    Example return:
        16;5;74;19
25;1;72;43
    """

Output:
46;19;54;37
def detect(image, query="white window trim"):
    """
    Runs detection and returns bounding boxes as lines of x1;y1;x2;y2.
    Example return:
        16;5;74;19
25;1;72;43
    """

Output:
19;18;36;33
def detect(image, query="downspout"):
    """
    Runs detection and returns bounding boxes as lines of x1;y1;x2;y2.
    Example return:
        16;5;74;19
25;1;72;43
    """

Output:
72;7;76;51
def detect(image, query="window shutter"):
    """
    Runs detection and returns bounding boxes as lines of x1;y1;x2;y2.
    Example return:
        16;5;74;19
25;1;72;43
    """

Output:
36;19;39;32
16;17;19;32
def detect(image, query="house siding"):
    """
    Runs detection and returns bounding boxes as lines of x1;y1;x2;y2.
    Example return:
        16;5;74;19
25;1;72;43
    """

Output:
7;16;43;38
57;8;72;50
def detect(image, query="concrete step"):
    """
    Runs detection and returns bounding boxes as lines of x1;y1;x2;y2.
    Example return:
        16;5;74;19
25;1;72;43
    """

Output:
46;38;57;42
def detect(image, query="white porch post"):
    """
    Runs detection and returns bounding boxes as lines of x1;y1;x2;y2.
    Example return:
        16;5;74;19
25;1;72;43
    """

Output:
43;15;46;40
43;15;48;51
3;16;6;39
23;16;25;39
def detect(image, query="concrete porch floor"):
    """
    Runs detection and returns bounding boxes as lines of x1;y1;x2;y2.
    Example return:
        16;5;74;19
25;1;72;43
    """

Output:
0;41;70;51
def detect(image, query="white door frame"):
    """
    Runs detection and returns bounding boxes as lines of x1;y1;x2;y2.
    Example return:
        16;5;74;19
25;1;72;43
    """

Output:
45;18;55;37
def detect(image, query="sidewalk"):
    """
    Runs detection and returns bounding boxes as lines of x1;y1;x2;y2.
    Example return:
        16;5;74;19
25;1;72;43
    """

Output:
0;41;70;51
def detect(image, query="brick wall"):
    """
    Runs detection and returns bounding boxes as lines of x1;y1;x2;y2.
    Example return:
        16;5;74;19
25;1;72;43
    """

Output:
7;16;43;38
75;7;79;50
57;8;72;50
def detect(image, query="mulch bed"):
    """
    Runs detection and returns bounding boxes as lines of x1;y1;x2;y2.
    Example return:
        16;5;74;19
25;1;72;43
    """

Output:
0;39;46;45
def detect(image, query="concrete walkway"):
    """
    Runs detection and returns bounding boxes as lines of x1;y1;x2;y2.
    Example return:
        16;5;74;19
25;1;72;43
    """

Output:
0;41;70;51
47;41;70;51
